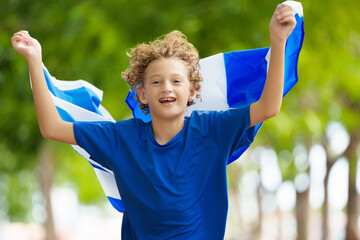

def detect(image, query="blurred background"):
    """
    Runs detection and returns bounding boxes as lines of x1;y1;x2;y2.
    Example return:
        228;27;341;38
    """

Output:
1;0;359;239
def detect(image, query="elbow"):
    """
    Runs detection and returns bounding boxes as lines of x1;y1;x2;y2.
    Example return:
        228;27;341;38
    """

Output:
38;117;64;141
264;99;282;119
263;106;281;120
257;98;282;121
39;120;75;145
39;126;56;141
40;128;52;140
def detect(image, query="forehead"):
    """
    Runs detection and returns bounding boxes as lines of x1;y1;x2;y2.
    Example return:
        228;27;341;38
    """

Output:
144;57;188;79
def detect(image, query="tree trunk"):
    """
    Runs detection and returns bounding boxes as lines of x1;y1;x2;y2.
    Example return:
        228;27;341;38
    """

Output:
345;133;359;240
38;144;57;240
323;159;337;240
322;137;337;240
276;205;282;240
252;180;263;240
345;172;358;240
322;162;331;240
296;187;309;240
296;141;312;240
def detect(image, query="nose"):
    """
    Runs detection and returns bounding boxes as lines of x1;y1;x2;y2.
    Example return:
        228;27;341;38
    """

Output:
161;80;173;93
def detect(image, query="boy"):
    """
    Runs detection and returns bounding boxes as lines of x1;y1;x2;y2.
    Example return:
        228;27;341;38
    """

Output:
12;4;296;239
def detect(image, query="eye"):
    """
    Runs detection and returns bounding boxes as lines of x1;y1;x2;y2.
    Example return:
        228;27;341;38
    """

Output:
173;79;181;84
152;80;161;85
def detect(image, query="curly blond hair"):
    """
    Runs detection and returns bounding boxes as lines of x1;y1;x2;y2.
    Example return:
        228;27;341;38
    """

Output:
122;30;203;113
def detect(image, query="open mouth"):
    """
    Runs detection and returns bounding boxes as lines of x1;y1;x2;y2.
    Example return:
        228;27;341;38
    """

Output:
159;98;176;103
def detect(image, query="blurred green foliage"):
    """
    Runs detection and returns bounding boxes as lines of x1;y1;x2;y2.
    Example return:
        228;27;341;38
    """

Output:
1;0;359;223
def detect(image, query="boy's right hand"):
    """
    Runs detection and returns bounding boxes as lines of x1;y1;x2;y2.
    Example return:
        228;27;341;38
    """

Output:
11;31;42;62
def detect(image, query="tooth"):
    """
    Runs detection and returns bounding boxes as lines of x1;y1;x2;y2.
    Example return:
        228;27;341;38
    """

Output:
160;98;175;102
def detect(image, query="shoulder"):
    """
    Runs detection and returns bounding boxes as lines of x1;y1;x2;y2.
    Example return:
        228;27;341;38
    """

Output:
187;110;215;124
189;106;250;121
116;117;149;128
74;118;149;136
74;118;150;151
188;106;251;132
188;110;213;118
112;118;150;140
186;110;222;134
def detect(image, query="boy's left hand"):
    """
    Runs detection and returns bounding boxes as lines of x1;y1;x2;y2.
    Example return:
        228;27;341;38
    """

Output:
269;4;296;46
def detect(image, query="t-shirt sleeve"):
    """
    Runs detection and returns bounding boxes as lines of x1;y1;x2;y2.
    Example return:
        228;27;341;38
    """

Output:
210;105;255;158
73;121;118;170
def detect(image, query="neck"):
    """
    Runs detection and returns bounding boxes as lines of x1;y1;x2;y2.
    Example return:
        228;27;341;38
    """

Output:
151;116;185;145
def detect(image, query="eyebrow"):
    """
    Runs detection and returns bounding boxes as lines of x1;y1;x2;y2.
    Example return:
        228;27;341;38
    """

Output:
148;74;161;79
148;73;185;79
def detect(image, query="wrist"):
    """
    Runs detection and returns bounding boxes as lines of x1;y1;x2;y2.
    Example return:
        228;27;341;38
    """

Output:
270;31;287;46
26;53;42;65
270;39;286;50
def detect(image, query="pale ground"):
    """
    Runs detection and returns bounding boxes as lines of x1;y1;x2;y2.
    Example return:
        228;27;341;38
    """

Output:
0;210;349;240
0;187;350;240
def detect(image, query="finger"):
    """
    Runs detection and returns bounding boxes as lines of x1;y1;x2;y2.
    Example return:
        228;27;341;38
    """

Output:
278;16;296;25
13;31;30;40
13;32;24;37
11;35;22;42
15;32;28;40
11;35;30;46
11;35;25;44
13;30;26;36
21;30;31;38
19;30;29;35
276;7;292;18
277;11;294;21
277;4;293;13
11;37;25;49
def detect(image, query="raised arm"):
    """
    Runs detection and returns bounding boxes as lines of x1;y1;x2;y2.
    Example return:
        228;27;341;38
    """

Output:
249;4;296;127
11;31;76;144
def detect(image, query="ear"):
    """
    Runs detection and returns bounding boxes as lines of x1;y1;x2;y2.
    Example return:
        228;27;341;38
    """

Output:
188;84;197;102
137;87;148;104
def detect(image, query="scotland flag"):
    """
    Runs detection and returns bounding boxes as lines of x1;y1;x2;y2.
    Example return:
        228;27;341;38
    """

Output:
40;0;304;213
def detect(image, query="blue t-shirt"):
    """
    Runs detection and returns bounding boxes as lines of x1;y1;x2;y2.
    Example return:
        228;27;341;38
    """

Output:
74;106;255;240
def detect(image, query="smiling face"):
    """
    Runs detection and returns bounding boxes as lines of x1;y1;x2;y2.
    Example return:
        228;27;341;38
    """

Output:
137;57;196;122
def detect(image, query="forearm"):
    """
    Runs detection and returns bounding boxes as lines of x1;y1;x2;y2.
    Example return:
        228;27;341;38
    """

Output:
27;57;64;139
248;4;296;127
12;31;75;144
258;42;286;116
249;42;286;127
258;2;297;115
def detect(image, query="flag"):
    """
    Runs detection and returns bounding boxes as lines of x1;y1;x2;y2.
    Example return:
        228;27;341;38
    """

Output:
126;0;304;164
40;0;304;212
40;66;124;212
